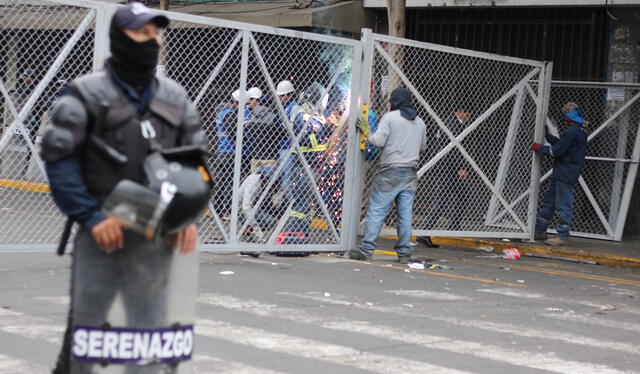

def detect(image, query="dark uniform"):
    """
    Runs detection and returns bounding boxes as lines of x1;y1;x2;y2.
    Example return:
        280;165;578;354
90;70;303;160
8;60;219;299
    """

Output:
44;4;206;373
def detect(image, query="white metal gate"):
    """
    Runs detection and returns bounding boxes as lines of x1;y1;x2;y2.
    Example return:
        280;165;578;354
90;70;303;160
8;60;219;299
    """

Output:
0;0;362;253
353;31;551;240
540;81;640;241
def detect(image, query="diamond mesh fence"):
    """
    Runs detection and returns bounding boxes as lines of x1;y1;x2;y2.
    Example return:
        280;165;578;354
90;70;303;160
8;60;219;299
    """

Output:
539;82;640;240
0;0;96;245
1;1;635;250
362;35;547;238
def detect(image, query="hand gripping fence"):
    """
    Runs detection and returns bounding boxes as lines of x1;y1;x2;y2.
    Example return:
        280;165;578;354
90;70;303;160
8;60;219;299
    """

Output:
0;0;634;254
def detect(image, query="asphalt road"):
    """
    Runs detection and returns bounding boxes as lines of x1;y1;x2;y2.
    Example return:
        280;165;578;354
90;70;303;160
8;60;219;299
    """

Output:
1;239;639;373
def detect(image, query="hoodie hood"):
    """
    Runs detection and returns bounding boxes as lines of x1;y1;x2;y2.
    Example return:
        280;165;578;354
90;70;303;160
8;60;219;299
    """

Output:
390;87;417;120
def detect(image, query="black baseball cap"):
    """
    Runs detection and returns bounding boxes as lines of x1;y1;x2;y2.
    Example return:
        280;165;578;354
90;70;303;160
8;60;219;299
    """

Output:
113;2;169;30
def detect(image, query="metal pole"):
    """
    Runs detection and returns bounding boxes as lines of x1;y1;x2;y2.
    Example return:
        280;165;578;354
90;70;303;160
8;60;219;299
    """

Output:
93;4;114;72
608;84;632;231
527;61;553;240
485;86;525;227
613;116;640;240
340;29;368;252
229;30;250;245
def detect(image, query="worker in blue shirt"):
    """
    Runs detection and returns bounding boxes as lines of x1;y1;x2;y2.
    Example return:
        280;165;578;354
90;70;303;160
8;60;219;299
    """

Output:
275;80;301;206
531;102;588;246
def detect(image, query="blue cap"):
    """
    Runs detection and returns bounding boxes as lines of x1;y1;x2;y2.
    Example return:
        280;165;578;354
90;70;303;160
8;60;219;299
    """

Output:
113;2;169;30
565;108;584;124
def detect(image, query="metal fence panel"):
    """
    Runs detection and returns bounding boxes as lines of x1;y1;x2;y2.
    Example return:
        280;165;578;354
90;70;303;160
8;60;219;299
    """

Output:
0;0;361;253
360;33;549;239
0;0;96;247
542;81;640;241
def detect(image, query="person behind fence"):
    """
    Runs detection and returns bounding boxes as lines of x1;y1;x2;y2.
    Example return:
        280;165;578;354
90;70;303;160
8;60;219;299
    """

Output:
531;102;588;246
417;107;473;248
239;165;277;242
285;82;331;243
213;88;252;218
246;86;281;172
349;87;427;263
275;80;301;206
42;3;211;372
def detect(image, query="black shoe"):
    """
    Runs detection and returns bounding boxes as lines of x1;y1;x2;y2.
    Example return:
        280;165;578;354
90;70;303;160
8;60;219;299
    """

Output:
416;236;440;248
398;256;412;264
348;249;371;261
240;251;260;258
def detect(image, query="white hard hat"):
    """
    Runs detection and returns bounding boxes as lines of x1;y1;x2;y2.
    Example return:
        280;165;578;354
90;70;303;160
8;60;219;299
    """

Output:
248;87;263;99
276;80;294;96
231;89;240;101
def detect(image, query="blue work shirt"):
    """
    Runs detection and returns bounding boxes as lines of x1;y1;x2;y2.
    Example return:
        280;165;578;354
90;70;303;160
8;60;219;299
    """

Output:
215;105;252;155
278;100;300;150
45;63;155;230
539;123;588;185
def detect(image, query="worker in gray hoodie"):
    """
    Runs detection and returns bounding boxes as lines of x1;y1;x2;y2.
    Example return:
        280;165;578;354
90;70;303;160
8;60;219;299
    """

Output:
349;87;427;263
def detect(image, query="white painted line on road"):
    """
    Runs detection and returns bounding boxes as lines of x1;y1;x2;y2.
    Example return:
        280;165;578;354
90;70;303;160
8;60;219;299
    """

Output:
477;288;545;299
386;290;472;301
36;296;69;305
0;354;48;373
0;307;63;344
279;292;640;355
543;312;640;333
193;355;284;374
195;318;475;374
477;288;640;316
198;293;632;374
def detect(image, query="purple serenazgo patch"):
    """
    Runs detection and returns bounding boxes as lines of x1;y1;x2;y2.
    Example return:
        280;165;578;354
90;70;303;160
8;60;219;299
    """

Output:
72;324;194;365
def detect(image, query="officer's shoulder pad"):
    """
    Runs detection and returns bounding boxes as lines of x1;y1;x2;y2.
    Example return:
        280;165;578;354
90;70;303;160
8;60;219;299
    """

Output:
155;76;188;104
72;71;118;105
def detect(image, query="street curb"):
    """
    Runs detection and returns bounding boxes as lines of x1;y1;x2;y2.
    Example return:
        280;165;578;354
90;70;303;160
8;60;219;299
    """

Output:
380;235;640;269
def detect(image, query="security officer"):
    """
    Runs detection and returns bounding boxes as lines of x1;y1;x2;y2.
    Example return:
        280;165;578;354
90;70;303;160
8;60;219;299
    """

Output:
285;82;332;241
531;102;588;246
44;3;207;373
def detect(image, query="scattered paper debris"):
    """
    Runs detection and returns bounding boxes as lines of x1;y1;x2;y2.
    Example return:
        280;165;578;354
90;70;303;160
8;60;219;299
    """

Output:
476;246;494;252
598;304;616;311
408;263;425;270
404;269;411;273
353;268;361;272
500;267;511;271
502;239;511;242
323;292;331;297
366;302;374;306
544;307;563;312
516;280;526;284
383;264;392;267
219;271;234;275
429;264;453;270
402;304;414;308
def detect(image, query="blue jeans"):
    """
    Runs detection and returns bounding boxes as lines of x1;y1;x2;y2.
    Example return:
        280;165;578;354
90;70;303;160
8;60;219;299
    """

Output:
535;177;575;239
358;168;417;258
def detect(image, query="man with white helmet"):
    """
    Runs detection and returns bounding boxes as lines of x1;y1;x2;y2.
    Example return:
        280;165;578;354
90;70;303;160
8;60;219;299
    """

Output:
213;89;244;218
246;86;281;174
275;80;301;206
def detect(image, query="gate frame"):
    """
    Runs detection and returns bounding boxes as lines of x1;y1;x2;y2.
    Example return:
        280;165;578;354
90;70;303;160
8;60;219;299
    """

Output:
357;31;551;240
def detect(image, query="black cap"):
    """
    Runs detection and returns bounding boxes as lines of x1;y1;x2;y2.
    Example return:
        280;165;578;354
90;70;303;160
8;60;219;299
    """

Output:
113;2;169;30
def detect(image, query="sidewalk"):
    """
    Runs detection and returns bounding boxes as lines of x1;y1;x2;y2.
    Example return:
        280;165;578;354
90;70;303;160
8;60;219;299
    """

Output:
428;236;640;268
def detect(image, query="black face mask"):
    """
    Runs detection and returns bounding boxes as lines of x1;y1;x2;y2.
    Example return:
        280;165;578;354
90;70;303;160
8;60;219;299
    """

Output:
109;20;159;89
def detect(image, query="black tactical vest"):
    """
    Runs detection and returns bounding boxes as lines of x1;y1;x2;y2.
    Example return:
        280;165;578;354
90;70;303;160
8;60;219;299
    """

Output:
72;71;189;197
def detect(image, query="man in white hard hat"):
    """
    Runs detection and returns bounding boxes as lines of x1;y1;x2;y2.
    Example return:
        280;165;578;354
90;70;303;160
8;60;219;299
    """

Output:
275;80;301;207
246;87;279;174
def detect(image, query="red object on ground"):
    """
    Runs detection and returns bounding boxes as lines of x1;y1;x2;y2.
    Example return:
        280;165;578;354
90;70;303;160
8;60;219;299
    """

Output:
275;232;305;245
502;248;521;260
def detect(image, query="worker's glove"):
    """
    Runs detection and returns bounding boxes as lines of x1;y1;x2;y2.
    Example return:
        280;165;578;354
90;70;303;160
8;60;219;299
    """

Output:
356;117;371;136
530;142;543;151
